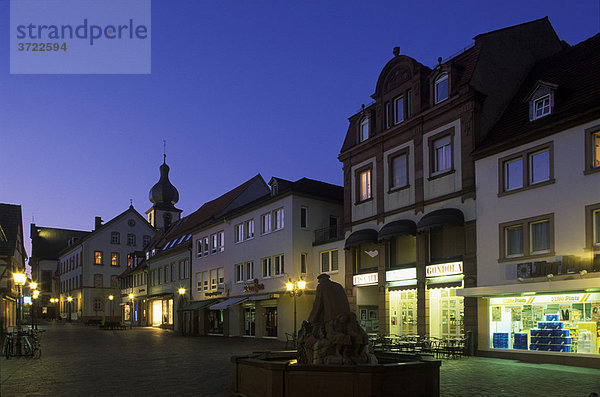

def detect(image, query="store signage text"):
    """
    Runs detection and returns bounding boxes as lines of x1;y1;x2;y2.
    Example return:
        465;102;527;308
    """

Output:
243;279;265;293
426;262;463;277
353;272;378;286
490;293;599;306
386;268;416;282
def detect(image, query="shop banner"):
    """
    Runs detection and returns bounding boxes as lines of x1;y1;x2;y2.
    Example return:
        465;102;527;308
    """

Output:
353;272;378;286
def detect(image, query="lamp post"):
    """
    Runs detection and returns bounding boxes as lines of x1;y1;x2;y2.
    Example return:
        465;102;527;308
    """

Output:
32;288;40;330
285;278;306;348
108;295;114;323
12;272;27;331
128;293;134;329
49;298;57;321
178;288;185;335
67;296;73;322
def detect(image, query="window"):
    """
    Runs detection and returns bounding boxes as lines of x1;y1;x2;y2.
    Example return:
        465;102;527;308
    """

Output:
429;225;464;263
111;232;120;244
94;251;103;265
434;73;448;104
585;127;600;174
127;234;136;246
262;257;272;278
111;275;118;288
235;223;244;243
394;96;404;124
273;254;284;276
245;261;254;280
261;212;272;234
389;151;408;190
143;235;151;247
196;240;203;257
320;249;339;272
170;263;175;281
94;274;103;288
165;265;170;282
273;209;284;230
300;207;308;229
111;252;119;266
585;203;600;250
211;234;218;254
533;95;550;119
389;235;416;267
210;269;217;290
355;166;372;203
217;267;224;284
499;143;553;194
218;231;224;252
301;253;307;274
203;237;209;256
94;298;103;311
196;273;202;292
235;264;244;283
499;214;554;261
359;118;369;142
202;271;208;291
245;220;255;239
432;135;452;174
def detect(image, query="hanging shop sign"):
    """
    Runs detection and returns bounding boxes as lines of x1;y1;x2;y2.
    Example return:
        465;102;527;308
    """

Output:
243;279;265;293
353;272;378;286
426;262;463;277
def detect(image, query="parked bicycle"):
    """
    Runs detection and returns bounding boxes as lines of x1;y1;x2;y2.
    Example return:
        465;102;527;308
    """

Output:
2;328;43;359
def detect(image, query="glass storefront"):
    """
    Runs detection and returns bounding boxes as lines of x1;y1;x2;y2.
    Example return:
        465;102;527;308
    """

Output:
208;309;224;334
151;298;173;327
489;293;600;355
244;306;255;336
265;307;277;337
389;289;417;335
429;288;464;338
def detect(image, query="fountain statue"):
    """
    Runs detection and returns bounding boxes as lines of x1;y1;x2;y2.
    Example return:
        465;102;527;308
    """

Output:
297;273;377;365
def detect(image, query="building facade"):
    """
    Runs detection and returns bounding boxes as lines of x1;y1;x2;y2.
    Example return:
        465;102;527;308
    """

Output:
338;18;565;343
461;33;600;366
29;224;89;319
58;207;155;323
0;204;27;332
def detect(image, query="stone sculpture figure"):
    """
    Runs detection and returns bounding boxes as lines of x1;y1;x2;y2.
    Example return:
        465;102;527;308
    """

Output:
297;273;377;365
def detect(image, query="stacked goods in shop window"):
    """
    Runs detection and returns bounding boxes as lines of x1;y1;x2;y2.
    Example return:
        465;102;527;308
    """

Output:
513;332;528;350
529;314;571;352
493;332;509;349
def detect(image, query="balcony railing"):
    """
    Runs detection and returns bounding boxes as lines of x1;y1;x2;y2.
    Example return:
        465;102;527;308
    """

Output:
313;225;344;246
516;254;600;279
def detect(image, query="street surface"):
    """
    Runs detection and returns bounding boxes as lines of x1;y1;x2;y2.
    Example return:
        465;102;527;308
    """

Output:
1;324;599;396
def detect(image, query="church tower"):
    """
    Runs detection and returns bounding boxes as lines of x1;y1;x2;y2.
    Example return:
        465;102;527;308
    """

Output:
146;154;182;230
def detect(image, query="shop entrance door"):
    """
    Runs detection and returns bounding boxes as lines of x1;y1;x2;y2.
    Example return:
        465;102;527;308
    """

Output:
152;300;162;326
429;288;464;338
389;290;417;335
244;307;256;336
265;307;277;337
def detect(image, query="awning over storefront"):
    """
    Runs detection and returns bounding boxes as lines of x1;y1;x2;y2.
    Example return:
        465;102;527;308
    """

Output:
146;292;175;299
209;297;248;310
457;278;600;297
344;228;378;249
178;299;218;312
417;208;464;232
378;220;416;240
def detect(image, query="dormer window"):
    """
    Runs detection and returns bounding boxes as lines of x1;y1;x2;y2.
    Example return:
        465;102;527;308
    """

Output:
528;81;557;121
434;73;448;104
359;118;369;142
394;96;404;124
533;95;551;119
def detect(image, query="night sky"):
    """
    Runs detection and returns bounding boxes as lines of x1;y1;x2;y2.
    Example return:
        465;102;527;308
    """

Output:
1;0;598;260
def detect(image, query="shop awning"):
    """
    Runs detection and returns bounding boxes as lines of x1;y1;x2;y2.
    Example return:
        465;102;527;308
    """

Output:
417;208;464;232
378;220;416;240
179;299;218;312
344;228;378;249
457;278;600;297
209;297;248;310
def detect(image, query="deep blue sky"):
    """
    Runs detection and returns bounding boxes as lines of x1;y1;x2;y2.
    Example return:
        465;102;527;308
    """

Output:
1;1;598;259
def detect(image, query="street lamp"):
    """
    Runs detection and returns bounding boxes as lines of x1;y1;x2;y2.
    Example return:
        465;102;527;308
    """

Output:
178;288;185;335
108;295;114;323
32;289;40;330
285;278;306;348
128;293;134;329
67;296;73;322
13;272;27;330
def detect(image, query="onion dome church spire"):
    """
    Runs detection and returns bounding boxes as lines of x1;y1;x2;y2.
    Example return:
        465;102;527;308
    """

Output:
146;146;182;229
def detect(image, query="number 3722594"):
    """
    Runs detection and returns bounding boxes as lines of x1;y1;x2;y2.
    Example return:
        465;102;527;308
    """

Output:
18;42;67;52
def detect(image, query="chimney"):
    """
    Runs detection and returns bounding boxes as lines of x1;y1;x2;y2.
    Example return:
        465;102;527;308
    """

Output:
95;216;103;230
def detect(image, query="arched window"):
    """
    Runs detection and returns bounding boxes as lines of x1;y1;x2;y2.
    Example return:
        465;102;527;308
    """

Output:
359;118;369;142
434;73;449;104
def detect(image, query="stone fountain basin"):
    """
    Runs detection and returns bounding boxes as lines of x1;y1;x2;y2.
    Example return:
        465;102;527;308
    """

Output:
231;351;441;397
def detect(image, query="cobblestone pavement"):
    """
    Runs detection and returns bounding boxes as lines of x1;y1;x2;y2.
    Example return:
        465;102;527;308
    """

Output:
0;324;599;396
